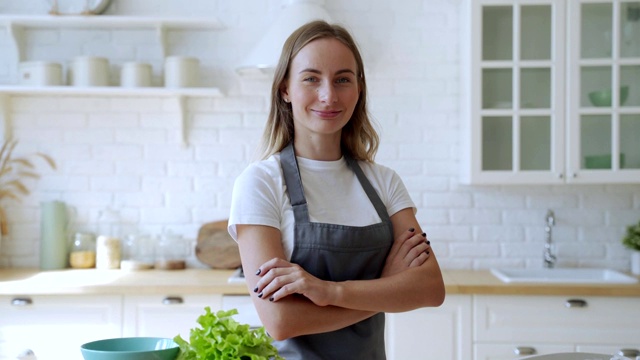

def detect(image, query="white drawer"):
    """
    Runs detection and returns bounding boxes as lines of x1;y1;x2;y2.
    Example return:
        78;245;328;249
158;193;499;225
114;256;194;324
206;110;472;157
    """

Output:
474;295;640;344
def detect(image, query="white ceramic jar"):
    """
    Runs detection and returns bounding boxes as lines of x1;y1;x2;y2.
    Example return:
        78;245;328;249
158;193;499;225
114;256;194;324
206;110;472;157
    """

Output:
18;61;63;86
120;62;153;88
68;56;110;86
164;56;200;88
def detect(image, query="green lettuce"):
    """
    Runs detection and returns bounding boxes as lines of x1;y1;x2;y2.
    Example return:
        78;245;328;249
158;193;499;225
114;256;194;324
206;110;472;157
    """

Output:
174;306;283;360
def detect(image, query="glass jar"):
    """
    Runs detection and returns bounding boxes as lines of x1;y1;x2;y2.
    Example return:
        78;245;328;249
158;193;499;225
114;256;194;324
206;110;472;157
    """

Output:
120;233;154;271
155;232;189;270
69;232;96;269
96;235;121;269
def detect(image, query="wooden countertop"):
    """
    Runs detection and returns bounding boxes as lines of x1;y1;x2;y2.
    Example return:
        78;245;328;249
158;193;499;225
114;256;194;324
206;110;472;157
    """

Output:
1;268;639;297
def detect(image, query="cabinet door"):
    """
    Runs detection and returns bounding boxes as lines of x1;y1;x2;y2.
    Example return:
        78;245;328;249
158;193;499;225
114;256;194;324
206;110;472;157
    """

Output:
474;295;640;344
577;345;640;359
567;0;640;183
462;0;566;184
385;295;472;360
474;343;573;360
0;295;122;360
122;294;222;340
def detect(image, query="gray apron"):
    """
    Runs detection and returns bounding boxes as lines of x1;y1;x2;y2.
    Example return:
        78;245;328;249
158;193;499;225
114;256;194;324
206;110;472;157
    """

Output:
275;143;393;360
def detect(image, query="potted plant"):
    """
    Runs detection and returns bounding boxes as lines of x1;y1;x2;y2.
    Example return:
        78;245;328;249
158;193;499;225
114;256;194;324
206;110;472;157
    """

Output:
622;219;640;275
0;138;56;247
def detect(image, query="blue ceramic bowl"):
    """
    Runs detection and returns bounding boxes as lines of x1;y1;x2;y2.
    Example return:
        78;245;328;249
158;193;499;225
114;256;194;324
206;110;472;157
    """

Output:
80;337;179;360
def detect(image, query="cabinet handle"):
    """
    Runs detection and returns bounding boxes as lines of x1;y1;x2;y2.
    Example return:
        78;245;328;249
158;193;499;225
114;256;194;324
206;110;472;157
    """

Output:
618;349;640;357
11;297;33;306
162;296;184;305
514;346;536;356
565;299;587;308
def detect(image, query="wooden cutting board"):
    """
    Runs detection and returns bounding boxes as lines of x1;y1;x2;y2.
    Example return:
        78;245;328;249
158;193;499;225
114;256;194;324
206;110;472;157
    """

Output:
195;220;241;269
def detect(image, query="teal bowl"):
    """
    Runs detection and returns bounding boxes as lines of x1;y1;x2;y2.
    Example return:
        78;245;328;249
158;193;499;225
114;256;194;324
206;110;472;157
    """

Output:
80;337;179;360
588;86;629;107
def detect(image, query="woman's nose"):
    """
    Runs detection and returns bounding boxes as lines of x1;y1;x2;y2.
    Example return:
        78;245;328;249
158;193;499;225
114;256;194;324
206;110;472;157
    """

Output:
317;83;337;103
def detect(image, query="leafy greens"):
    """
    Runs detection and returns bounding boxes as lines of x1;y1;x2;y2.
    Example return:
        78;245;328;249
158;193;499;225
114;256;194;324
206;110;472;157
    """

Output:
174;306;283;360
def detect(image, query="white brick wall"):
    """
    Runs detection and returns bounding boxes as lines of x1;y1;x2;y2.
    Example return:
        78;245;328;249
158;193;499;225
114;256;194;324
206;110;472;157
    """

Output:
1;0;639;270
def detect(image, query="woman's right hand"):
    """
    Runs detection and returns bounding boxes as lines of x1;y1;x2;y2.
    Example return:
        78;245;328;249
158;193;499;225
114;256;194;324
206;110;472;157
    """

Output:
381;228;431;277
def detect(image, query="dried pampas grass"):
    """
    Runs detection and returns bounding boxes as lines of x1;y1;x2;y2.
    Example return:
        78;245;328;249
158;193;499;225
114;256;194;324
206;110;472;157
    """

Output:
0;138;56;236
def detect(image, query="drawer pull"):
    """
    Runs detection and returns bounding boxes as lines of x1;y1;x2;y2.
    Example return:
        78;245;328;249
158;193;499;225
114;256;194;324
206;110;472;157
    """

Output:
162;296;184;305
565;299;587;308
11;297;33;306
514;347;536;356
618;349;640;357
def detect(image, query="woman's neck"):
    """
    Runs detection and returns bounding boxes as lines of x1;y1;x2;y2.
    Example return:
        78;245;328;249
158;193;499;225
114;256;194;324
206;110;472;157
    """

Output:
293;135;342;161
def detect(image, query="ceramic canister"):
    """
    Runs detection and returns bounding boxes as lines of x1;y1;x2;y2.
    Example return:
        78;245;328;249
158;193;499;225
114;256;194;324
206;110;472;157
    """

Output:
18;61;63;86
164;56;200;88
120;62;153;88
40;200;71;270
68;56;110;86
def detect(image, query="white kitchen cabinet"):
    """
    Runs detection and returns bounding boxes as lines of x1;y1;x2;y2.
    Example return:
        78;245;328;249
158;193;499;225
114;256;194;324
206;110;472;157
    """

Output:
474;295;640;359
474;343;573;360
0;294;122;360
461;0;640;184
385;295;472;360
122;294;222;340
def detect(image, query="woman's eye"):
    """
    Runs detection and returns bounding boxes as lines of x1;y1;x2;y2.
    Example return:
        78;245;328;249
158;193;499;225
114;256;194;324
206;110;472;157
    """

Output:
303;77;318;82
336;77;351;84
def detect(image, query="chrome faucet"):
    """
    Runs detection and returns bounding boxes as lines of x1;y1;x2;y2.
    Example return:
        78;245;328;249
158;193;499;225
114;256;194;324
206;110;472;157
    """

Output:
543;210;556;268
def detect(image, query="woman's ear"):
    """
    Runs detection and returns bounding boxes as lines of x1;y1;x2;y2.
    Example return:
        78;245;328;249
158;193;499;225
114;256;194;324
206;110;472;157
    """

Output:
280;84;290;103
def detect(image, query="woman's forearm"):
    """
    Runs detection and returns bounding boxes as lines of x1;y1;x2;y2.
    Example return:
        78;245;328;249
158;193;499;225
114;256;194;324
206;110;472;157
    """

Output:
329;253;445;313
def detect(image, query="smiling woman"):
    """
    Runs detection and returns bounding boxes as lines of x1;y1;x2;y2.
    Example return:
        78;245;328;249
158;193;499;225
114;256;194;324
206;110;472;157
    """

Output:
228;20;444;360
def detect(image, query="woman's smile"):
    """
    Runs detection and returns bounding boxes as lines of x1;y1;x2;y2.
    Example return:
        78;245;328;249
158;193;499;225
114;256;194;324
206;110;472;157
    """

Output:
312;109;342;119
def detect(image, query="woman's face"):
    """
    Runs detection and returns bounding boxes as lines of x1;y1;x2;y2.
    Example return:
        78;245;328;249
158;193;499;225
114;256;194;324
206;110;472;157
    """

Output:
282;38;360;141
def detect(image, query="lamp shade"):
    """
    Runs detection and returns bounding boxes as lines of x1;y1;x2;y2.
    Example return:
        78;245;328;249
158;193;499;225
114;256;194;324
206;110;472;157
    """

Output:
236;0;332;76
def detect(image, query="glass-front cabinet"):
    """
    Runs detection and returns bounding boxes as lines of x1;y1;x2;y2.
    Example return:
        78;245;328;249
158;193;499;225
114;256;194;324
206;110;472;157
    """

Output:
462;0;640;184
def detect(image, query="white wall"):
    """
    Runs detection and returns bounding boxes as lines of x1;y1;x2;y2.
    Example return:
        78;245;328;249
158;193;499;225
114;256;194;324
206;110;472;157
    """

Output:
1;0;639;270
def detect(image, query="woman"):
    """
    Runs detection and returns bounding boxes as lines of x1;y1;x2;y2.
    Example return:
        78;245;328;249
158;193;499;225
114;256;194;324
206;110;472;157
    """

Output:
228;20;445;359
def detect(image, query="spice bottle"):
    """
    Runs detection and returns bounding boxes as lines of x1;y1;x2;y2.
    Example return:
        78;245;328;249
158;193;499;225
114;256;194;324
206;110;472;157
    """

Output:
69;232;96;269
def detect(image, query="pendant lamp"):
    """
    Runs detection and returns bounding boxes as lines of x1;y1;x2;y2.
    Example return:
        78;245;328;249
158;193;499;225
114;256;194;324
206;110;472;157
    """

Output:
236;0;332;76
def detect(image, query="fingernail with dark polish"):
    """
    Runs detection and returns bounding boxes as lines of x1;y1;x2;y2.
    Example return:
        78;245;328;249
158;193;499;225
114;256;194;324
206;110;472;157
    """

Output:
409;228;415;232
269;297;274;302
426;251;430;255
255;269;261;275
253;287;258;293
258;292;263;298
427;240;430;245
421;232;426;237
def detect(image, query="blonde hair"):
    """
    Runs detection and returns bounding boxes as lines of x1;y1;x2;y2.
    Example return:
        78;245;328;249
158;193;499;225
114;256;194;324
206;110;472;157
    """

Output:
257;20;379;162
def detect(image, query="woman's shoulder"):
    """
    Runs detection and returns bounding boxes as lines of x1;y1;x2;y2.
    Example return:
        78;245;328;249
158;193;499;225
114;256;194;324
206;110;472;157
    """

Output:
358;160;400;178
238;154;283;179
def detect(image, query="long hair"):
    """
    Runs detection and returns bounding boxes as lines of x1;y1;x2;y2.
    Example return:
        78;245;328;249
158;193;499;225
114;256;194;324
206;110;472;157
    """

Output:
257;20;379;161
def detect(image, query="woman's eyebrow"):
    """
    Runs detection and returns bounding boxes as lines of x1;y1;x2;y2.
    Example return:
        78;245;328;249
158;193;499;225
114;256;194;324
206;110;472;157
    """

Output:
298;68;356;75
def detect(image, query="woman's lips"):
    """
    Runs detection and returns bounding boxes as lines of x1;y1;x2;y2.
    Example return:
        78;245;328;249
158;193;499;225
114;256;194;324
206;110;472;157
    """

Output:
313;109;342;118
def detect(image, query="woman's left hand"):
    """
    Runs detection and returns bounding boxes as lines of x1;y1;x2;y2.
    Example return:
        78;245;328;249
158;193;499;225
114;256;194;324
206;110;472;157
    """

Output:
254;257;334;306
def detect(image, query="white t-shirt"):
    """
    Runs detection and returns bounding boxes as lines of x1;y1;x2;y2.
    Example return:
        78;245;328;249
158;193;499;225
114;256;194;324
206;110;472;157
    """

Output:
228;153;416;260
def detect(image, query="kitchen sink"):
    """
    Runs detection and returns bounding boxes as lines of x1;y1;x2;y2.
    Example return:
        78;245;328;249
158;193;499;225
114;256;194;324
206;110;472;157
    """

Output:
490;268;638;284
